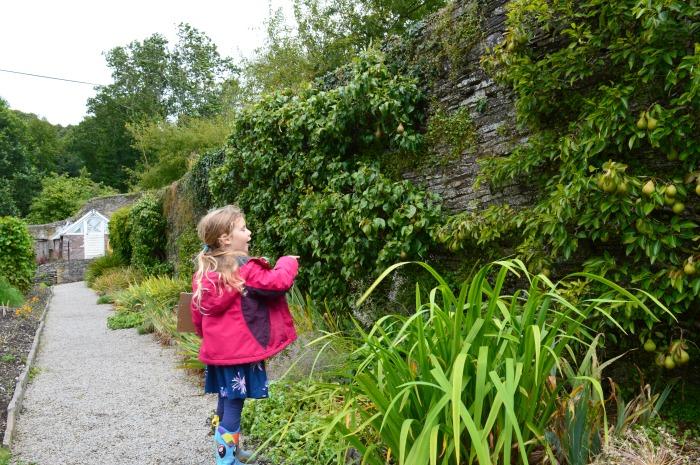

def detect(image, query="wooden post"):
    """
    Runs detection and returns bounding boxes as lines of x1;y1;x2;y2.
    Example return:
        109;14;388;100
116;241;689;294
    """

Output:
177;292;196;333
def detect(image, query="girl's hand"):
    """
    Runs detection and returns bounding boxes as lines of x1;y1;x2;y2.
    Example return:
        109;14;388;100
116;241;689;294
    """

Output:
288;255;300;260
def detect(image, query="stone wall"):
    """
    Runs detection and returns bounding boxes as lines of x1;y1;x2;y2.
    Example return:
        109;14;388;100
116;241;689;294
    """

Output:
397;0;529;214
27;220;68;241
35;259;93;285
74;193;142;219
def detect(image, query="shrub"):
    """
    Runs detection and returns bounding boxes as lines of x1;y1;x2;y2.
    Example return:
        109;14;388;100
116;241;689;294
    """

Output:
111;276;189;342
210;50;442;309
127;115;232;190
107;311;144;330
0;277;24;307
85;253;126;286
175;227;201;280
91;266;145;296
0;216;35;293
128;192;171;275
186;148;225;213
109;206;133;263
175;332;204;371
242;381;347;465
96;295;114;304
26;171;117;223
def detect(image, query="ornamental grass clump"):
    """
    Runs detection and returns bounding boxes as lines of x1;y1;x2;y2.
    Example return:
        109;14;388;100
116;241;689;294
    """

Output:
85;252;126;286
91;266;145;297
110;276;189;342
329;259;665;465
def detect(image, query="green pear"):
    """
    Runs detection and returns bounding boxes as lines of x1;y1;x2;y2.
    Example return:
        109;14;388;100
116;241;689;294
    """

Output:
643;339;656;352
646;116;658;130
636;112;647;130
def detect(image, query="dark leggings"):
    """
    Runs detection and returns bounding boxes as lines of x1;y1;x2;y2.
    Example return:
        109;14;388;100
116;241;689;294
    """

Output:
217;396;244;432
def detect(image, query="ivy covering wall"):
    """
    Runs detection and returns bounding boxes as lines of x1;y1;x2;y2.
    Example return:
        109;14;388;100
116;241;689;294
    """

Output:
209;51;444;306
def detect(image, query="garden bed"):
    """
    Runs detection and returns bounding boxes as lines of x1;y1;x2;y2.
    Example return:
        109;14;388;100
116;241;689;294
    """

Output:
0;285;51;436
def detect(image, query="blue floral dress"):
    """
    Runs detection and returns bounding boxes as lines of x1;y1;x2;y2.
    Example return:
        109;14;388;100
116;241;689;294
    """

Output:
204;361;269;399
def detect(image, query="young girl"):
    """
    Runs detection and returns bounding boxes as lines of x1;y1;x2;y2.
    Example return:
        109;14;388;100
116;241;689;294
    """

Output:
190;205;299;465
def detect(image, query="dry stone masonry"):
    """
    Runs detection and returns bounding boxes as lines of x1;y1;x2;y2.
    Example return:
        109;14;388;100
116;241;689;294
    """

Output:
401;0;531;213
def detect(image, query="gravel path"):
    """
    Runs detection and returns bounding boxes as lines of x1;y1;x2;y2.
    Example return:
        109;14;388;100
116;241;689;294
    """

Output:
11;281;217;464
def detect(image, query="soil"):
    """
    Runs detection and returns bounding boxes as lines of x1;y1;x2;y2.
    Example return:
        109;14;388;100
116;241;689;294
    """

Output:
0;285;51;437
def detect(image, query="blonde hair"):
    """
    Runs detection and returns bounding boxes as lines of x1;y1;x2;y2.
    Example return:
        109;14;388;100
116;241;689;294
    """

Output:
192;205;247;313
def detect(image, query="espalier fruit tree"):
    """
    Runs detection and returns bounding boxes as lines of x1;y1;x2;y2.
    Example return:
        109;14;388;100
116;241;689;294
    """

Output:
476;0;699;346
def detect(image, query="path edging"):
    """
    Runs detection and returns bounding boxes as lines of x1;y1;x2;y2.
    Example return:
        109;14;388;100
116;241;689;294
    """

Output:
2;287;53;447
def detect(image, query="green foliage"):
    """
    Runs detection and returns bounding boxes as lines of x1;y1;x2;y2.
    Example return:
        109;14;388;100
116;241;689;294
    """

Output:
243;0;447;94
175;227;201;279
127;114;233;190
330;260;664;465
107;310;144;330
431;0;484;77
14;109;83;177
433;204;519;254
186;148;225;213
80;23;238;189
242;381;347;465
110;276;188;340
0;99;41;216
85;253;127;286
174;332;204;371
128;192;171;275
26;170;117;224
0;277;24;307
91;266;145;296
0;447;10;465
381;104;478;179
107;194;171;275
210;50;443;308
474;0;700;339
657;380;700;427
96;295;114;304
108;206;133;263
425;105;477;164
546;342;675;465
63;114;139;191
0;216;35;293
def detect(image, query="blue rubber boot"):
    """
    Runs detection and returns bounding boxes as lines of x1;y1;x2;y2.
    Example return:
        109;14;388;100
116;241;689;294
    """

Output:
211;418;255;462
214;426;242;465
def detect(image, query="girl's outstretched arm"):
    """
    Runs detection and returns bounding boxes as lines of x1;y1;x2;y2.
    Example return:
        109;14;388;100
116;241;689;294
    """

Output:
243;256;299;293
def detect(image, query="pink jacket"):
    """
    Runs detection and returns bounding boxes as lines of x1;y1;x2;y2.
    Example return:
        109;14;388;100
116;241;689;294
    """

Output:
190;256;299;365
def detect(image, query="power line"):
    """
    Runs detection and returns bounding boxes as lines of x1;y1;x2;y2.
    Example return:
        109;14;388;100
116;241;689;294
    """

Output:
0;68;104;86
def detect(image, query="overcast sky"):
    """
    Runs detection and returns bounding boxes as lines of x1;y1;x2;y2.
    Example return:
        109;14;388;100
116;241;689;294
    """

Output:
0;0;292;126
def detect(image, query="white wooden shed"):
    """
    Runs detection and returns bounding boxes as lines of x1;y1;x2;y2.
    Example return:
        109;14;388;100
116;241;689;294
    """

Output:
50;209;110;260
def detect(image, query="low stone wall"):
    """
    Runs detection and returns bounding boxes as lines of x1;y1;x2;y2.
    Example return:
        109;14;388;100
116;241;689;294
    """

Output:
35;259;93;285
27;220;68;241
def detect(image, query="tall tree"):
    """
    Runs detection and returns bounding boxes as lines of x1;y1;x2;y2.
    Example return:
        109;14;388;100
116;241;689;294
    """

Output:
244;0;446;94
0;98;41;216
82;23;238;189
26;170;117;223
14;110;83;177
168;23;240;117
